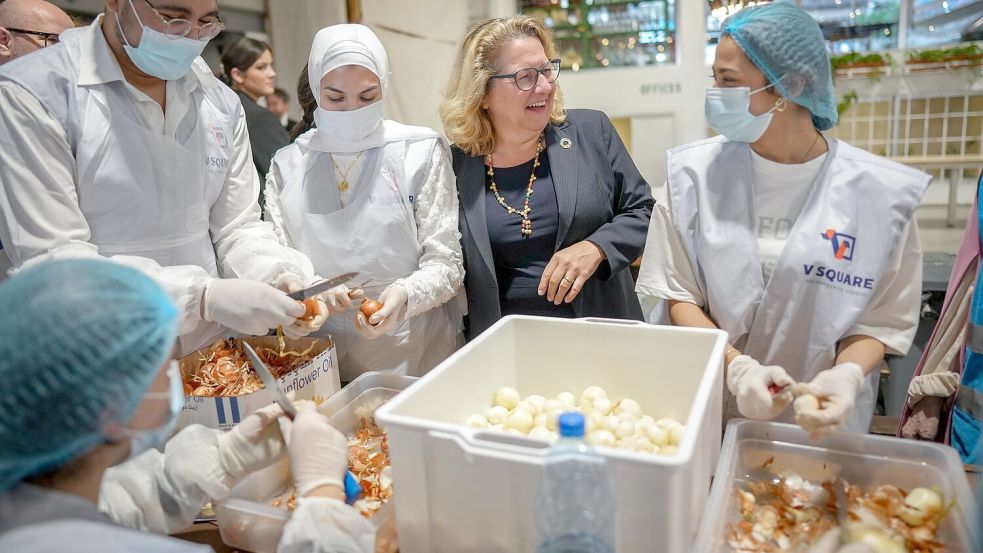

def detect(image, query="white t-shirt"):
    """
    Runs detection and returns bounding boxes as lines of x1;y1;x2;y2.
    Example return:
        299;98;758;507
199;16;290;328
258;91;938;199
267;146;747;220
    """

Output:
752;150;827;282
637;153;922;357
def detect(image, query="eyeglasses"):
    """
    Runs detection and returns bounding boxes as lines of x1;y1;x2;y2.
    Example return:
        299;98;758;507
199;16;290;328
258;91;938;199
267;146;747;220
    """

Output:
138;0;225;41
6;27;60;47
490;59;561;91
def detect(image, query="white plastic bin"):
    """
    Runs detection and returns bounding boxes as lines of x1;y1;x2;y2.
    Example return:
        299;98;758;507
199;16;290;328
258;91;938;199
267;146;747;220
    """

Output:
694;420;981;552
215;372;416;553
374;315;728;553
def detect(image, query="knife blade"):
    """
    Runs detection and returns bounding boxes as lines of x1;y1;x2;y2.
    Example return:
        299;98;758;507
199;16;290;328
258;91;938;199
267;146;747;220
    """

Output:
243;342;297;419
288;272;359;300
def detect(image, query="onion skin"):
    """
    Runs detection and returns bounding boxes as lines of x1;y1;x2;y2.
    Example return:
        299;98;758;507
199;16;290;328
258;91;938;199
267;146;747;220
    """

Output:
359;299;383;321
299;297;321;321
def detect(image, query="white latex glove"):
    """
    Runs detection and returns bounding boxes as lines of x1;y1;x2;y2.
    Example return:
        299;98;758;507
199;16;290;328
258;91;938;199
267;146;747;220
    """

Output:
793;362;865;436
726;355;796;420
288;401;349;496
216;403;288;480
319;284;365;316
354;284;407;340
202;278;305;336
273;274;328;339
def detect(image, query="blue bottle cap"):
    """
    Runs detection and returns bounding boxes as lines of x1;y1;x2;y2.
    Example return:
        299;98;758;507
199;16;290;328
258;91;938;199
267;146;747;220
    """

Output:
344;470;362;505
557;411;586;438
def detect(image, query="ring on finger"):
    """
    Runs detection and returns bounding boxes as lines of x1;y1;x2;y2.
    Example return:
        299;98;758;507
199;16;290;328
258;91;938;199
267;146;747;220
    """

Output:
559;277;572;287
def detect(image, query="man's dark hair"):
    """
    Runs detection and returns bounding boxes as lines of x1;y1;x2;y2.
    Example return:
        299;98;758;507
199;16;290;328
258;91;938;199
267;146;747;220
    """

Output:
272;87;290;102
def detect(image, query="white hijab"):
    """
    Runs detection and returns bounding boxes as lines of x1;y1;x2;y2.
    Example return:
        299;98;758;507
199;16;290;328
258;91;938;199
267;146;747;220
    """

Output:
296;24;437;153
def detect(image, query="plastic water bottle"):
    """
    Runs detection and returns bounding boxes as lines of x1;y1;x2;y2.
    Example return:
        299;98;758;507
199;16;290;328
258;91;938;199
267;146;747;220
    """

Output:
536;412;615;553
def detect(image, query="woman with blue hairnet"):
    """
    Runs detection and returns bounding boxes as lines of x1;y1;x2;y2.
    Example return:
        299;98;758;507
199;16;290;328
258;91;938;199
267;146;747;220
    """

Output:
0;259;375;552
637;3;928;436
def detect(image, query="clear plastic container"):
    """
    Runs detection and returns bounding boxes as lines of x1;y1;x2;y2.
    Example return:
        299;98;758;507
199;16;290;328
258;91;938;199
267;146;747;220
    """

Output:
694;420;981;552
215;372;415;553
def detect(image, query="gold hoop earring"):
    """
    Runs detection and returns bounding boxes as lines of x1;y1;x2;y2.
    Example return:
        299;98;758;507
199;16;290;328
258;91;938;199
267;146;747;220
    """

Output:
775;98;788;112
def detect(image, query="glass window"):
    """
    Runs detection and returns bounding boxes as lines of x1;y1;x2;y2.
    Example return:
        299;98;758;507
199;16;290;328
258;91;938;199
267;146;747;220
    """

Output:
706;0;983;55
520;0;678;71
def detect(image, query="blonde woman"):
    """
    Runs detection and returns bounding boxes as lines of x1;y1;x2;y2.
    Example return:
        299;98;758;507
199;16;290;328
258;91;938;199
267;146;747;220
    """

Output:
265;25;464;379
441;16;654;340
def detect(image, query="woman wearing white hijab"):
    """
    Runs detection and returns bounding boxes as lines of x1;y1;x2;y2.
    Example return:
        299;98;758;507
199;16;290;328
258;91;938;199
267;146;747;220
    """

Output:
265;24;465;380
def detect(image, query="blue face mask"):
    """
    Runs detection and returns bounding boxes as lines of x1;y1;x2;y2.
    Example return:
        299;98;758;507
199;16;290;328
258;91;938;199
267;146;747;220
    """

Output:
705;83;780;143
114;0;208;81
125;360;184;459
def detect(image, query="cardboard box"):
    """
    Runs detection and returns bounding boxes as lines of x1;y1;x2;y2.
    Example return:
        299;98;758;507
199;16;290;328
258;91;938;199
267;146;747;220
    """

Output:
178;336;340;431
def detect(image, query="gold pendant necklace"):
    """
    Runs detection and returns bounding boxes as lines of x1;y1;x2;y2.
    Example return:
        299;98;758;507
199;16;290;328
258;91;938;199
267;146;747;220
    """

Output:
329;151;365;193
486;136;544;238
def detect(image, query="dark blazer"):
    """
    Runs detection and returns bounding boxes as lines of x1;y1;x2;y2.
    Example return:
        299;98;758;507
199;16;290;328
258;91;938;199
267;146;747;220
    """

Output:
237;91;289;211
453;109;655;340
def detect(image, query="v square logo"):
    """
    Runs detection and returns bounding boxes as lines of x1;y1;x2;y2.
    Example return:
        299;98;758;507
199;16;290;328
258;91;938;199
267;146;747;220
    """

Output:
822;229;856;261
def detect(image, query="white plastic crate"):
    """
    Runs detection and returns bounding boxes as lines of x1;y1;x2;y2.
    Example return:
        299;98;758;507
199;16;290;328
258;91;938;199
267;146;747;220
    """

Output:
215;372;416;553
374;315;728;553
694;420;981;552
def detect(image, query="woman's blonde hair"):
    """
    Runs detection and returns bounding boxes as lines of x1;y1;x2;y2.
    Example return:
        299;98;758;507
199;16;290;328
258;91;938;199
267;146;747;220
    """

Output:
440;16;566;157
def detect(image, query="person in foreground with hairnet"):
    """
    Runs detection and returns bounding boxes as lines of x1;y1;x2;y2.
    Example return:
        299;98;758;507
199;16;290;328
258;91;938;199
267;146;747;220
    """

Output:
636;2;928;436
0;259;374;552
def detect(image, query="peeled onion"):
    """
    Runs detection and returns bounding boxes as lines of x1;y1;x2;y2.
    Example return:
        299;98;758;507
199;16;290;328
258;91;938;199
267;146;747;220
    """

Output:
592;397;614;416
486;405;509;425
557;392;576;408
647;425;669;447
615;420;636;439
525;394;547;414
898;487;943;527
580;386;608;409
467;414;489;429
657;418;682;431
587;429;616;448
794;394;821;413
602;415;621;433
492;387;521;410
669;425;686;446
514;400;536;416
615;398;642;420
504;409;534;434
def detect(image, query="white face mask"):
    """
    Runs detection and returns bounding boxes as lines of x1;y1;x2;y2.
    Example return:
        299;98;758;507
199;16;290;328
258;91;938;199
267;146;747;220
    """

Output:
313;100;384;144
123;360;184;460
705;82;780;143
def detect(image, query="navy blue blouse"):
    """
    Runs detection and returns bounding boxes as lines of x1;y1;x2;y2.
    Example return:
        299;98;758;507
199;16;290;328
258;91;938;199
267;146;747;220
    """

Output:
484;153;575;318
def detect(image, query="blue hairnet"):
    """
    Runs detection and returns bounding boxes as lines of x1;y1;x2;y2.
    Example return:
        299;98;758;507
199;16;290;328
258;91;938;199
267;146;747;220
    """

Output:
0;259;178;491
722;3;837;130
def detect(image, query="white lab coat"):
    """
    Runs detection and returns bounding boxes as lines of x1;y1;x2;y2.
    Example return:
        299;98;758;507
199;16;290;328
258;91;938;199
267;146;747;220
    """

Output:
0;425;373;552
0;18;316;354
637;136;929;431
266;134;465;380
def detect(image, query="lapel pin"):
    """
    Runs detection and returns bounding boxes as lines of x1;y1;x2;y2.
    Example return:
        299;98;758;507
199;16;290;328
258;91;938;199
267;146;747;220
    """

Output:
560;137;572;149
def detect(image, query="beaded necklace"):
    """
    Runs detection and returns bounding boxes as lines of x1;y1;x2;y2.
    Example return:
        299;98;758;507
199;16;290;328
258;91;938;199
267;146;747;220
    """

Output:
485;136;544;238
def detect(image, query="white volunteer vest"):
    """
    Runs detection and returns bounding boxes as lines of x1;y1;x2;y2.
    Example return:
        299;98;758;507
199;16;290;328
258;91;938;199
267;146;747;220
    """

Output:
667;136;929;431
7;23;240;354
275;138;463;380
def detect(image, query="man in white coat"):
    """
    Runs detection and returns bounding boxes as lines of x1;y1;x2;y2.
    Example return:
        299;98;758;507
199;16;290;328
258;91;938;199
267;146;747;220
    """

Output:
0;0;327;353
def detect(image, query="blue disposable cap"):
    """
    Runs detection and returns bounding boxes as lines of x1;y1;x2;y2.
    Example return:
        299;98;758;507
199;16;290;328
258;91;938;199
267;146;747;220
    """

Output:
557;411;585;438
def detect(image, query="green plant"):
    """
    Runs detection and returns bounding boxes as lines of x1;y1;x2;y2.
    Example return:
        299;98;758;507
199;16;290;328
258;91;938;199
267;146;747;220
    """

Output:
907;44;982;63
837;90;860;117
830;52;890;70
